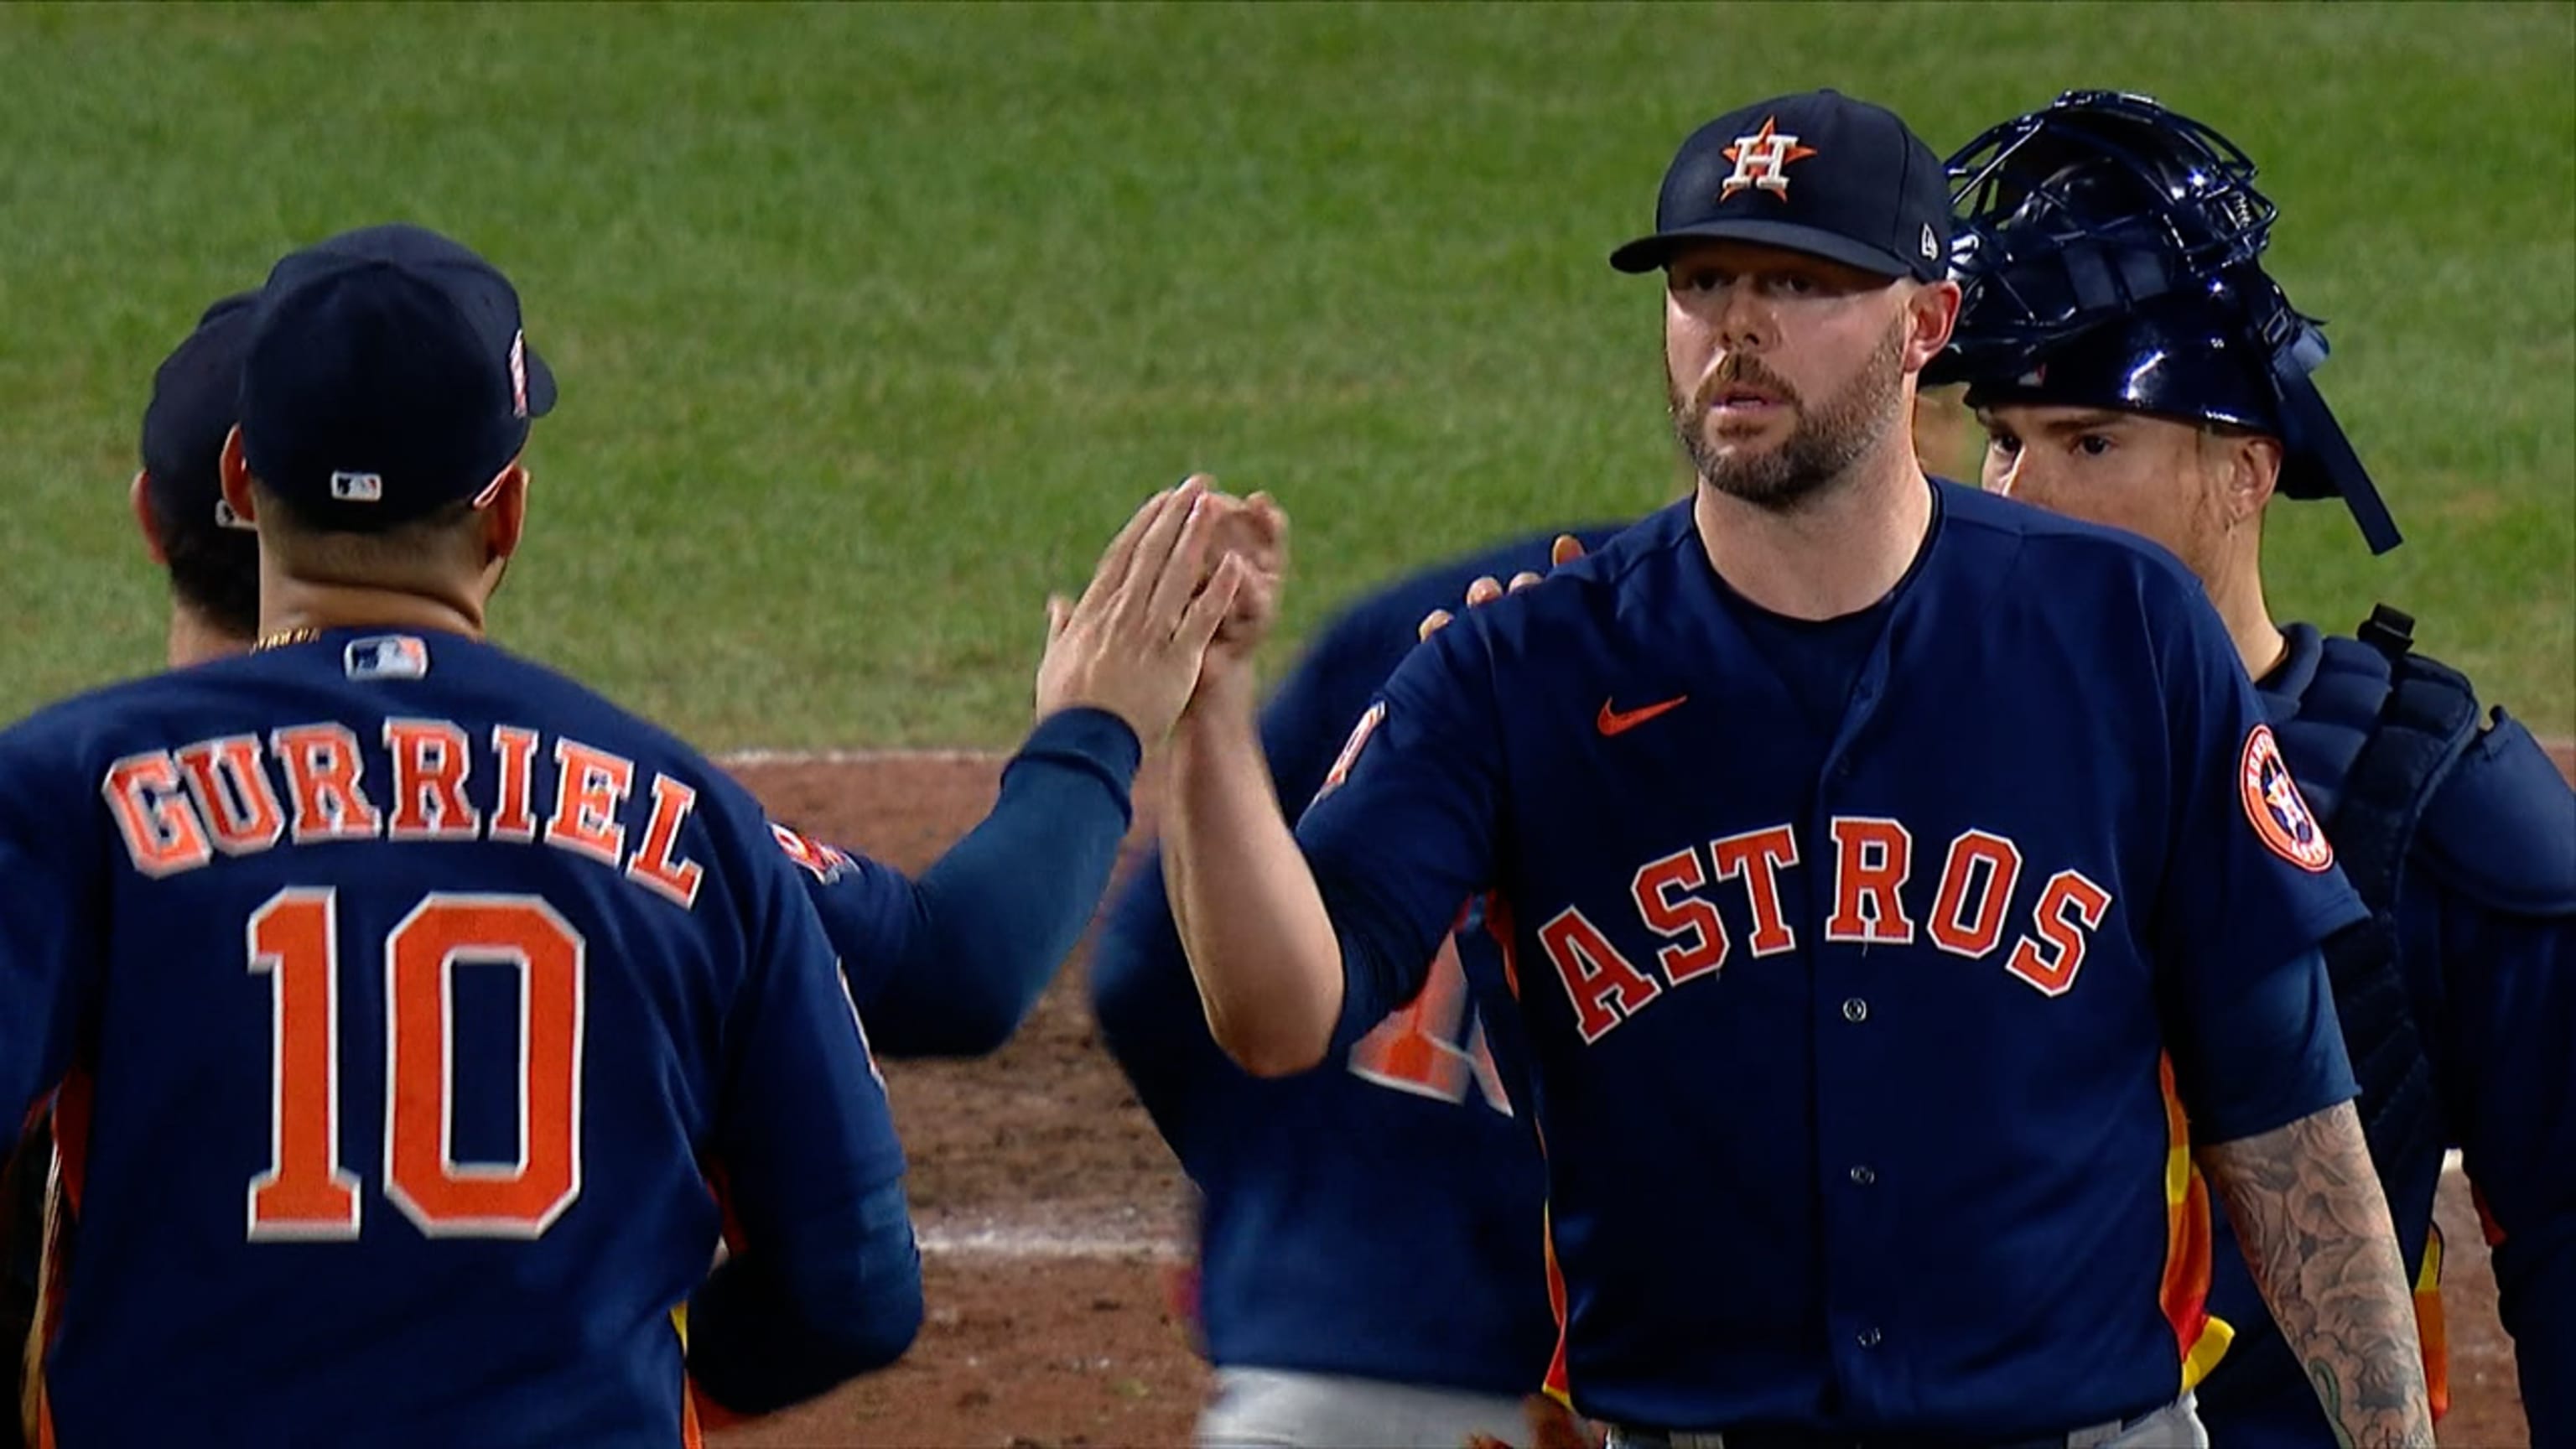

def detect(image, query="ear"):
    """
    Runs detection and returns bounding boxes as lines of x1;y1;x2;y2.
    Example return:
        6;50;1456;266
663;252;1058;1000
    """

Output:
2220;433;2284;527
218;427;260;524
1901;279;1963;374
478;461;529;562
130;470;169;565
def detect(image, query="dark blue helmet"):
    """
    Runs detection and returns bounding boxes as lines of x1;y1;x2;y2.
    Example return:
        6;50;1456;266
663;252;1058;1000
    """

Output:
1929;91;2401;553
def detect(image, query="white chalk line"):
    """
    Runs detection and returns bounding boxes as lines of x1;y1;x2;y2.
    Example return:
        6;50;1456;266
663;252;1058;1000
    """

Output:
721;746;1007;766
918;1223;1182;1263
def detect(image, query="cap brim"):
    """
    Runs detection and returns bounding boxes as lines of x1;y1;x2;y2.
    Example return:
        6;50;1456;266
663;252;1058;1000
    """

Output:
1610;219;1915;278
523;343;558;418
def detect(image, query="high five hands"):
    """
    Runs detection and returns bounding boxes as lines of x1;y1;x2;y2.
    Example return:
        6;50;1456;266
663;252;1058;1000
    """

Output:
1035;475;1289;745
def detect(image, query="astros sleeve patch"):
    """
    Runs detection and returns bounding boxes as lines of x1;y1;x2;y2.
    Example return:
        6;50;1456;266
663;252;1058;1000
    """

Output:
1311;700;1388;809
770;821;856;884
2239;724;2334;872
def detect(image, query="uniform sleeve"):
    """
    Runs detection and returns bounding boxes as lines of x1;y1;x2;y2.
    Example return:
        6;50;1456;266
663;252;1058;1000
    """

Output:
1293;619;1506;1056
2151;593;2368;1144
813;707;1140;1058
791;844;915;1014
2439;897;2576;1435
1260;611;1393;812
688;804;918;1410
0;730;104;1129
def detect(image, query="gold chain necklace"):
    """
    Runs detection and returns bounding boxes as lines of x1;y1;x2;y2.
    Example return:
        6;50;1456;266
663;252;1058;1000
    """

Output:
251;627;325;654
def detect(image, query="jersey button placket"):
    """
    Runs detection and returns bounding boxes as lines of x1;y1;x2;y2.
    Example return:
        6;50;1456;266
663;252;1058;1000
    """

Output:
1814;855;1895;1405
1817;715;1900;1408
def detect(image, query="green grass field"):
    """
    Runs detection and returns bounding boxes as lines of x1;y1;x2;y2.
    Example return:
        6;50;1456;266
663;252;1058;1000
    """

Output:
2;2;2567;747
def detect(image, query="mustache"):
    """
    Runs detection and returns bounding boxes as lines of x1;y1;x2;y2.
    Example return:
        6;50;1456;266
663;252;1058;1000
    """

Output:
1689;356;1802;413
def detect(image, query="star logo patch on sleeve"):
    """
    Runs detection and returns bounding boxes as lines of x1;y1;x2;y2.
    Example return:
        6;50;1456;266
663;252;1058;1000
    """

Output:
2240;724;2334;872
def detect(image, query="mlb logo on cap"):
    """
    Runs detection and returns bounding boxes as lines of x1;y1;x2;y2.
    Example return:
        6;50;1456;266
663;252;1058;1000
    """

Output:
345;634;430;682
237;223;557;533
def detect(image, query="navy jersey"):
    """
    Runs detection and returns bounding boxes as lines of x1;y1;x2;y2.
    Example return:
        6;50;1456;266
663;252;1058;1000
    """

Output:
1094;527;1621;1395
1296;484;2368;1436
0;630;904;1446
2199;623;2576;1446
776;709;1142;1060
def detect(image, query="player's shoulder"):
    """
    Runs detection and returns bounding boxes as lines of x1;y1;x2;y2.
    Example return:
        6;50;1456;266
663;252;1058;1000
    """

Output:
1940;479;2199;591
437;640;780;835
364;640;812;912
1457;501;1698;632
0;664;240;775
2416;703;2576;917
1288;519;1644;711
1314;522;1634;649
1936;480;2222;645
2268;615;2574;916
1368;505;1689;701
284;633;742;785
15;633;771;851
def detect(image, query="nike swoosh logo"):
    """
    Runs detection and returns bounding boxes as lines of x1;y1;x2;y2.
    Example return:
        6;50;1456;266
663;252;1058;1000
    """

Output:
1597;694;1688;736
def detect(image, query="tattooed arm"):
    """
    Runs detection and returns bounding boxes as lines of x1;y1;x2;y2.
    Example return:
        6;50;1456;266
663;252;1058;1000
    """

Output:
2198;1101;2433;1448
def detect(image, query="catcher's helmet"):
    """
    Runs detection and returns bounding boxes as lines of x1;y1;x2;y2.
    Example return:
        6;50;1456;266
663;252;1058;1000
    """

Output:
1929;91;2401;553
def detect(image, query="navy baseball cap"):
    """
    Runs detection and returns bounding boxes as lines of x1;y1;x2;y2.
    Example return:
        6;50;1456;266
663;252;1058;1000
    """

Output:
141;290;263;537
238;224;556;531
1611;90;1952;282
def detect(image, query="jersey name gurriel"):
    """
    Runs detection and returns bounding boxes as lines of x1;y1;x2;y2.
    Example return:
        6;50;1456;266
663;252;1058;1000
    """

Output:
101;719;709;908
1539;815;2106;1045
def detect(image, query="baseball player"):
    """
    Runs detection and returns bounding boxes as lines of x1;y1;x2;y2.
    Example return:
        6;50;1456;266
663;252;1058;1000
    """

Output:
0;268;1213;1441
108;291;1166;1066
1934;91;2573;1444
103;283;1163;1064
0;289;268;1449
0;224;1242;1444
1093;526;1614;1447
1157;89;2437;1446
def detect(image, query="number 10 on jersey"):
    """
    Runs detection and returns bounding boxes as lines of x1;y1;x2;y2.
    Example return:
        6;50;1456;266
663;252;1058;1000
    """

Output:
246;888;586;1241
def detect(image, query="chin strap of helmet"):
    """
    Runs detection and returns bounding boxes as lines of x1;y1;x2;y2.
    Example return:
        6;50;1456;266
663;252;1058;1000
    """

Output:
2246;283;2404;554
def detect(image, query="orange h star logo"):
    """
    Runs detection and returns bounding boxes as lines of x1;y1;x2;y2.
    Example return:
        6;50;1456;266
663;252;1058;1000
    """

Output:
1720;117;1818;201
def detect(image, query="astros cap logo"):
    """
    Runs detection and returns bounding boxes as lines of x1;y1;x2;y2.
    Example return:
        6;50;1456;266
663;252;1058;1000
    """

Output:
1720;117;1818;201
2239;724;2334;871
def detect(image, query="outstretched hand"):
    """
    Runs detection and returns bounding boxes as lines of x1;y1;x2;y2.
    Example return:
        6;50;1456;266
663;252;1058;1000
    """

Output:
1034;477;1247;748
1200;486;1289;686
1417;532;1584;641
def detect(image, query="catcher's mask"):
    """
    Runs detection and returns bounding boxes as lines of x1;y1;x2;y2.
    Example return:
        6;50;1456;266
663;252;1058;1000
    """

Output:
1929;91;2400;553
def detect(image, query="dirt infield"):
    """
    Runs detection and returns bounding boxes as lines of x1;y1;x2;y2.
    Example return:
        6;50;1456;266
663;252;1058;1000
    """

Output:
705;745;2569;1448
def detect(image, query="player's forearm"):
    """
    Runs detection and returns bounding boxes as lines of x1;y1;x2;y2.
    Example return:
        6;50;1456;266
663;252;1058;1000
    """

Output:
686;1177;922;1415
2199;1102;2433;1447
1163;674;1344;1077
882;707;1140;1056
